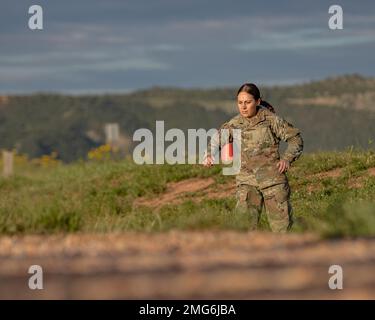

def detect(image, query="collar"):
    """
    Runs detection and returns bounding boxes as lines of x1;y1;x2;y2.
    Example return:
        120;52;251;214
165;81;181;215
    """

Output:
240;107;266;127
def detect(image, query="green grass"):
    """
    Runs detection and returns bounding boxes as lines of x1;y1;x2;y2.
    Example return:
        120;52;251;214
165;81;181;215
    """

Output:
288;150;375;237
0;150;375;237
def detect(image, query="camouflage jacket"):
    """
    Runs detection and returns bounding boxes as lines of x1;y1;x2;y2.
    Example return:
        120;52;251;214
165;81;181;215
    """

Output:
207;106;303;188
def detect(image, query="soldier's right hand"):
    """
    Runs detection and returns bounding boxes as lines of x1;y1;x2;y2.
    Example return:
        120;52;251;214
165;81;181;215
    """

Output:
203;155;214;167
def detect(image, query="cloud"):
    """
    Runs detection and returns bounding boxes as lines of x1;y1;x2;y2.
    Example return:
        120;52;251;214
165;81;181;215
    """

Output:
235;28;375;51
1;0;375;93
0;56;169;86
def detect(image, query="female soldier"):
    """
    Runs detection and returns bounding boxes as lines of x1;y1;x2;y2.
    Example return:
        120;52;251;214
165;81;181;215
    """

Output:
203;83;303;232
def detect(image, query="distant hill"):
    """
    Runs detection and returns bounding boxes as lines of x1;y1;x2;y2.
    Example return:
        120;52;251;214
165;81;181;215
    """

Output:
129;73;375;113
0;74;374;161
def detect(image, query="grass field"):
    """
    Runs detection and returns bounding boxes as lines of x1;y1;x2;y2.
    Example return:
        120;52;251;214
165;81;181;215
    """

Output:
1;149;375;238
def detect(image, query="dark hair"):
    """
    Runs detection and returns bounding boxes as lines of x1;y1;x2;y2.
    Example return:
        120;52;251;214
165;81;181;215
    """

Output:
236;83;261;100
259;100;276;113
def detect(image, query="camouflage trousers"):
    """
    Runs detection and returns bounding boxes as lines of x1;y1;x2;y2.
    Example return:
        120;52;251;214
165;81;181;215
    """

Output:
235;182;293;232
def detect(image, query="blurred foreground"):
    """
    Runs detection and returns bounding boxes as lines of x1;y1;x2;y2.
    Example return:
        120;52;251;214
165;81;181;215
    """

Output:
1;231;374;299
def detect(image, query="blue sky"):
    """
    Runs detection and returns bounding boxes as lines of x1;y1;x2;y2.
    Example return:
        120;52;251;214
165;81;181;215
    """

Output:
1;0;374;93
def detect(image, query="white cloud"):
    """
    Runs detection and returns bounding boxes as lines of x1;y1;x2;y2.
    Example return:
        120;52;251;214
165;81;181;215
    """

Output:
235;28;375;51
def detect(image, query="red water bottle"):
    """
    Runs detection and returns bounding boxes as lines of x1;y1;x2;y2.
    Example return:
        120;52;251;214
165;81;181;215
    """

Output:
221;143;233;164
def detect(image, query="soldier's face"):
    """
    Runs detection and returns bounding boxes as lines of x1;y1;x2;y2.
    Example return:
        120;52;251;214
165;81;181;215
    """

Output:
237;92;260;118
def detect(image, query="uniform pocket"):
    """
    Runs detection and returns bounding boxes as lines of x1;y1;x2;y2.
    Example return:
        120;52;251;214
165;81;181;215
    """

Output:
263;183;290;202
236;185;249;202
252;127;268;143
274;183;290;203
252;126;274;147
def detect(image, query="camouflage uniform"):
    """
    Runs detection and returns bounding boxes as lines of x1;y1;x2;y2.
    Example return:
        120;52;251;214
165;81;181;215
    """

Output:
207;106;303;232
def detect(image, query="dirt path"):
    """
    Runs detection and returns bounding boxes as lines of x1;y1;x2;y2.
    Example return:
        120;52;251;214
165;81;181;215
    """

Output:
1;232;375;299
134;177;235;209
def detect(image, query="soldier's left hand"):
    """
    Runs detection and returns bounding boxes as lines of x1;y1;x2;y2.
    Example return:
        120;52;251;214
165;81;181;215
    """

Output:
277;160;290;173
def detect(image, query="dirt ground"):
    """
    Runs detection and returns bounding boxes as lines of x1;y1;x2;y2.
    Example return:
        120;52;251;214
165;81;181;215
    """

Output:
1;231;375;299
